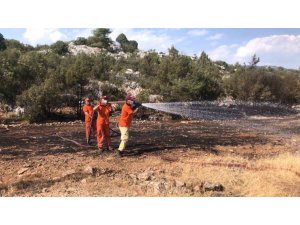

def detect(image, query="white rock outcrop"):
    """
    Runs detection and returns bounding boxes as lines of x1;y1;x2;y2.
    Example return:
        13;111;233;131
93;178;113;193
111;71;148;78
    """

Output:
68;42;103;55
123;81;143;97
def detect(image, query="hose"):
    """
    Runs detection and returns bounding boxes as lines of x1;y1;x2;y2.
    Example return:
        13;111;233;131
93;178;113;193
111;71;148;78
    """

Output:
54;133;92;148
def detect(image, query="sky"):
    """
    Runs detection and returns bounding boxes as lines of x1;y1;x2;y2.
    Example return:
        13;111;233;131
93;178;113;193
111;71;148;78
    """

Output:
1;28;300;69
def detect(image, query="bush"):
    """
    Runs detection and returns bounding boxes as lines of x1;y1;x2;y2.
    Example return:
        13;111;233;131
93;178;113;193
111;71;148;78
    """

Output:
116;33;138;53
0;33;6;51
17;73;64;122
74;37;88;45
225;68;300;104
136;90;151;102
100;83;126;101
50;41;69;55
87;28;112;50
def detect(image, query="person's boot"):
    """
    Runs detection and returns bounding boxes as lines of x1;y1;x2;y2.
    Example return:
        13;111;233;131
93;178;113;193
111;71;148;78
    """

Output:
98;147;104;155
106;145;111;152
116;150;123;158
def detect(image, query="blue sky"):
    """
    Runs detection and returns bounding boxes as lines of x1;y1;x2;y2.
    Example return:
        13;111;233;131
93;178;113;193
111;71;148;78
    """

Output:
1;28;300;69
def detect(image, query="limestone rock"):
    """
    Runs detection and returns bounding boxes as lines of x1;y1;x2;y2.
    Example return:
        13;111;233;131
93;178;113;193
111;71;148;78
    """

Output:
84;166;96;176
175;180;186;188
193;185;201;193
203;182;224;192
137;171;154;181
153;181;166;194
68;42;102;55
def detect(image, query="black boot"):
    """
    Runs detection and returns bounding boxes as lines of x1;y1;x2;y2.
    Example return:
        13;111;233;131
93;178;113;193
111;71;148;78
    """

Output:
98;147;104;155
116;150;123;158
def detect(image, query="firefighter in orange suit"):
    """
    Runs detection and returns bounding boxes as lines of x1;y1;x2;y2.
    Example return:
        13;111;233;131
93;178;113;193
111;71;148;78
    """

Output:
82;97;97;144
116;95;140;157
93;96;111;153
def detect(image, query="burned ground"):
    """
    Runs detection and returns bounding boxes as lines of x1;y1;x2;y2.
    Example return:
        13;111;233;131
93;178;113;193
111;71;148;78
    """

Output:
0;116;300;197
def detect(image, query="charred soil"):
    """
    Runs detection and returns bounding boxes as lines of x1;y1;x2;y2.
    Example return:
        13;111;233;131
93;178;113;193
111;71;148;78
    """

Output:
1;116;300;196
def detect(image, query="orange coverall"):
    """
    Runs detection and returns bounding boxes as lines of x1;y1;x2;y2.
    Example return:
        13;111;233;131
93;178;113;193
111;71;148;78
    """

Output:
83;104;97;142
96;104;111;149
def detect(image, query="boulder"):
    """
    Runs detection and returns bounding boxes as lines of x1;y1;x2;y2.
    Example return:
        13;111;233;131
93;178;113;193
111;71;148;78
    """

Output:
203;182;224;192
13;106;25;116
149;95;163;103
84;166;96;176
153;181;166;195
123;81;143;97
193;185;201;193
68;42;102;55
175;180;186;188
125;69;134;74
137;171;154;181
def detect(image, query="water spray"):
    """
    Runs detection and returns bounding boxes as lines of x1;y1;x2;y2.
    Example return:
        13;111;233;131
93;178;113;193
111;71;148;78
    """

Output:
142;101;297;120
141;101;299;135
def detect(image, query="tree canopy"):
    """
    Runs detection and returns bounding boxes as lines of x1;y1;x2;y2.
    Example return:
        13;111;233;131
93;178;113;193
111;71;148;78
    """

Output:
116;33;138;53
0;33;7;51
87;28;113;50
1;32;300;122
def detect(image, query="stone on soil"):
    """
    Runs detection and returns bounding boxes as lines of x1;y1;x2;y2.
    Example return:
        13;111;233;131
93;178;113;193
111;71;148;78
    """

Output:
203;182;224;192
17;168;29;175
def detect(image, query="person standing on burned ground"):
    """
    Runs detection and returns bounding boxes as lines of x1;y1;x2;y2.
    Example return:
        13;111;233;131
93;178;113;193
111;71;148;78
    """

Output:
82;97;97;144
116;95;141;158
93;96;112;154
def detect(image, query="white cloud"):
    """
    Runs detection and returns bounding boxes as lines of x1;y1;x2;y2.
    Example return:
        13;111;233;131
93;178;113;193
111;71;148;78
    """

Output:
187;29;208;37
208;35;300;68
207;33;224;41
72;28;92;39
235;35;300;59
21;28;184;51
208;44;238;62
110;28;185;52
210;41;218;47
23;28;68;45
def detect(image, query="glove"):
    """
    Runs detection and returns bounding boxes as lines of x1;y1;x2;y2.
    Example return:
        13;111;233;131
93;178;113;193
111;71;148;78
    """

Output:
132;101;142;110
